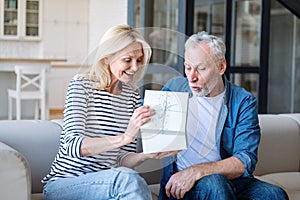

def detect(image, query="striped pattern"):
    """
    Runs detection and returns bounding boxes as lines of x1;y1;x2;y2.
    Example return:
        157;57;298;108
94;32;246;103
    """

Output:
42;75;141;182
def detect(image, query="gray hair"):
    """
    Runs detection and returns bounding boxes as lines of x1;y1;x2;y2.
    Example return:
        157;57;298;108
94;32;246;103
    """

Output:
185;31;226;62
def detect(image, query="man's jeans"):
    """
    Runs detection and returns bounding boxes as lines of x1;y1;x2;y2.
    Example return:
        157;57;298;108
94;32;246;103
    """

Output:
159;162;289;200
43;167;152;200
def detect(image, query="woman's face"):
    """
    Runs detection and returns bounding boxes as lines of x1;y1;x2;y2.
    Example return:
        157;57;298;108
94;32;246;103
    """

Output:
108;43;144;84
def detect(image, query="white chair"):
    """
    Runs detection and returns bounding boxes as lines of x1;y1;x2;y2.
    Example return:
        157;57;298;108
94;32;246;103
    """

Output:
8;65;47;120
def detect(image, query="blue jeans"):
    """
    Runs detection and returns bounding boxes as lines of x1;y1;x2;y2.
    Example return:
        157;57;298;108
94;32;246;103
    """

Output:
43;167;152;200
159;162;289;200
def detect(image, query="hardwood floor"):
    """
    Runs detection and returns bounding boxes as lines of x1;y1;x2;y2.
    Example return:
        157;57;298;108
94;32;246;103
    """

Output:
49;109;64;120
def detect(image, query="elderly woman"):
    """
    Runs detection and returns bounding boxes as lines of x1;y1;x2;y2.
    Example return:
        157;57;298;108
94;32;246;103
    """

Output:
42;25;173;200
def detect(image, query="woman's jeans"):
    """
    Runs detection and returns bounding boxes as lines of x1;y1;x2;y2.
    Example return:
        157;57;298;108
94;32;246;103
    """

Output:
43;167;152;200
159;162;289;200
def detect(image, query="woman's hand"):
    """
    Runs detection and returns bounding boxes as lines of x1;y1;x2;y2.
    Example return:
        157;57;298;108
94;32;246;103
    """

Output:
142;150;180;160
124;105;154;141
122;150;180;168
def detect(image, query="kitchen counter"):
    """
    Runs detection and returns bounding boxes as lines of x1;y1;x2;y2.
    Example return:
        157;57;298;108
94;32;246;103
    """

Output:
0;58;67;71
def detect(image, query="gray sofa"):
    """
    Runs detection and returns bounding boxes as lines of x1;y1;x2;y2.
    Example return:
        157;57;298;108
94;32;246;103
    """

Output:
0;114;299;200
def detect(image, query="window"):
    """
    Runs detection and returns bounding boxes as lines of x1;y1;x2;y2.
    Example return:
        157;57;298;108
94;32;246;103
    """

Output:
1;0;41;40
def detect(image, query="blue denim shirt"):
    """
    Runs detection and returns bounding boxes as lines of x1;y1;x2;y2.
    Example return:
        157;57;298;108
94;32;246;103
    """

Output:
161;76;260;177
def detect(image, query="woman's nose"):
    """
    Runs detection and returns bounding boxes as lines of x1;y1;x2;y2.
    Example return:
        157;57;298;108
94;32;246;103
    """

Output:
131;61;139;71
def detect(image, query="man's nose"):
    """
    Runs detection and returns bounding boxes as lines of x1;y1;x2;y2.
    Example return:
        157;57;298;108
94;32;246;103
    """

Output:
189;68;199;82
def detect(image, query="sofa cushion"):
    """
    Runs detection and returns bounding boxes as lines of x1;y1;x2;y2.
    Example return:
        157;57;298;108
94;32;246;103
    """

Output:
0;142;31;200
0;120;62;193
149;184;160;200
280;113;300;126
135;158;163;185
31;193;42;200
257;172;300;200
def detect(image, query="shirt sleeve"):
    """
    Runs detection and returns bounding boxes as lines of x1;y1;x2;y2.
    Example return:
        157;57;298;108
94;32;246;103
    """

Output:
117;91;141;166
231;94;260;177
61;78;88;158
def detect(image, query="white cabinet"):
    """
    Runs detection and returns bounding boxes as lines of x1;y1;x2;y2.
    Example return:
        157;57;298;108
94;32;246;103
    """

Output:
49;66;80;109
0;0;41;40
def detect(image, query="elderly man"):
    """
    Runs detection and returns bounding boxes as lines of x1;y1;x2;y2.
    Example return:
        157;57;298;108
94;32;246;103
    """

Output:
158;31;288;200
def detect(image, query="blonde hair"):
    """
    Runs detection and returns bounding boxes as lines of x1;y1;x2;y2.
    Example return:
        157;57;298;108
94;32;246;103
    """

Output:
85;25;152;90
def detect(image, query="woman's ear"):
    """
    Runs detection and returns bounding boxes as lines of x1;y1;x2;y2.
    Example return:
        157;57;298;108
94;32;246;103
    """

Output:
103;57;109;65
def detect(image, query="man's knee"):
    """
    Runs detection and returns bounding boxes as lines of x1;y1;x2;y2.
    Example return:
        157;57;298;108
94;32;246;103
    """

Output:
234;177;289;200
273;187;289;200
259;183;289;200
191;174;235;198
199;174;230;188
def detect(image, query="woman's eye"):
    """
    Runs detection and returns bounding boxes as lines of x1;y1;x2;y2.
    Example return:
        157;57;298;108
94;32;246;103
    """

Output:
137;58;142;63
124;59;131;62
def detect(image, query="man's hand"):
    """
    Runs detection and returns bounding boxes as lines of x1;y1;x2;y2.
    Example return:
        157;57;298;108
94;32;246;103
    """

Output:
165;167;198;199
164;157;245;199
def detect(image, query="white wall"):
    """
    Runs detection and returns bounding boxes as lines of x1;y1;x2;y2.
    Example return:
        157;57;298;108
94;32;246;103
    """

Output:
48;67;80;109
42;0;89;64
0;40;43;58
48;0;128;109
87;0;128;64
0;0;128;64
0;0;128;115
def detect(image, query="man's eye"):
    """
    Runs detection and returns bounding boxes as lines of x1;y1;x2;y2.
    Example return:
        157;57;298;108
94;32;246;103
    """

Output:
185;66;191;70
184;63;190;69
124;59;131;62
196;67;206;73
137;58;143;63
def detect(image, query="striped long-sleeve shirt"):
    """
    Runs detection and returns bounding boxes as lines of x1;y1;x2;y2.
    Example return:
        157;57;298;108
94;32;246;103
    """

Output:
42;75;141;183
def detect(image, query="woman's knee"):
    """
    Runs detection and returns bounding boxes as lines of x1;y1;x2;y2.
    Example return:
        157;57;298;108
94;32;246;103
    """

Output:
113;167;149;189
113;167;151;199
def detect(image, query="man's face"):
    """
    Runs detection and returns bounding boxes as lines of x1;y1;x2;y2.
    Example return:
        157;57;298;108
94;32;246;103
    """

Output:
184;42;224;97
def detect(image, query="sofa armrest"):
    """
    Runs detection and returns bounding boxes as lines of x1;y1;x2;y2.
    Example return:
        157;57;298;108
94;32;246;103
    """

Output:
0;141;31;200
0;120;62;194
255;114;300;176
